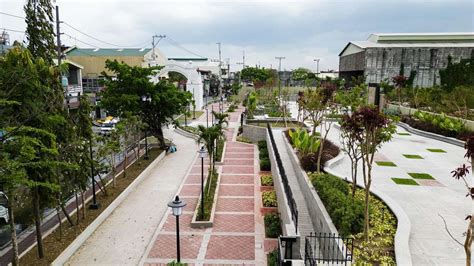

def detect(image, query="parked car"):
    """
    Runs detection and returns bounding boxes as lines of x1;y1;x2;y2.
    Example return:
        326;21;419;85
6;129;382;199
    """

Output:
99;122;116;135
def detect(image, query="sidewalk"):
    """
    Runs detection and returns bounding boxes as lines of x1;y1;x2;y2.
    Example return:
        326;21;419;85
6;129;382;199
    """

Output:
142;108;267;265
66;128;199;265
326;124;469;265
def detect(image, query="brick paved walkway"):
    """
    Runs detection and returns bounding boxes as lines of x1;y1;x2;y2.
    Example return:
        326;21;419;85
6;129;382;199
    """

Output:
142;108;266;265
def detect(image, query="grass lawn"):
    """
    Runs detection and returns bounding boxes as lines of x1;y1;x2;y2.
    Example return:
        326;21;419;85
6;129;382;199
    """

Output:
375;161;397;167
427;148;446;153
392;178;419;185
408;173;435;179
397;132;411;136
403;154;423;159
177;111;204;122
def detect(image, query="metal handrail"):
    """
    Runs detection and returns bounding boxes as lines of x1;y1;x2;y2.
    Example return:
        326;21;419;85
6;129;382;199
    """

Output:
267;122;298;234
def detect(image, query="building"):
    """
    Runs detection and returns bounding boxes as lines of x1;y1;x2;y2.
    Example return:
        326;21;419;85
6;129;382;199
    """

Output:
53;59;84;109
65;47;167;93
339;32;474;87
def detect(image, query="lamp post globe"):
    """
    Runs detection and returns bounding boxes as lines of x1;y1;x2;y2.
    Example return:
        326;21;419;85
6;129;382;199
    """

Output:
168;195;186;263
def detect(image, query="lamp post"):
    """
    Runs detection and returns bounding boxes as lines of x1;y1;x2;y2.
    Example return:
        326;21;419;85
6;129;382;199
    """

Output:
198;146;207;219
206;106;209;128
89;138;99;209
141;95;152;160
168;195;186;263
314;58;320;78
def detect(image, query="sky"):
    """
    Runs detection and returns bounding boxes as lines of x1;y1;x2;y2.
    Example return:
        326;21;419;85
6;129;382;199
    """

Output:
1;0;473;72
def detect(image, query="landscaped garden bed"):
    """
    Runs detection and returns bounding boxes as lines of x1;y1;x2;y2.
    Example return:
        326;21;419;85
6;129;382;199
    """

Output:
264;213;282;238
194;169;219;223
400;111;473;140
258;140;271;171
260;173;274;192
261;190;278;215
310;173;397;264
19;149;164;265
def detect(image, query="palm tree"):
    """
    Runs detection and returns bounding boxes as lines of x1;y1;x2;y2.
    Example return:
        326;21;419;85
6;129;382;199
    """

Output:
197;125;224;194
212;111;229;128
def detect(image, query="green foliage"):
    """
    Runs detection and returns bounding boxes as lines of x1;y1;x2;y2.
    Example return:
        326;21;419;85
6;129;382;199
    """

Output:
258;140;267;150
375;161;397;167
167;261;188;266
24;0;56;61
267;249;278;266
100;59;192;146
288;128;320;155
264;213;282;238
260;158;271;171
310;173;364;237
241;67;275;85
402;154;423;159
413;110;465;133
391;178;419;185
236;136;252;143
196;169;218;221
440;58;474;91
408;172;435;179
335;84;367;112
261;175;274;186
246;91;257;118
262;191;278;207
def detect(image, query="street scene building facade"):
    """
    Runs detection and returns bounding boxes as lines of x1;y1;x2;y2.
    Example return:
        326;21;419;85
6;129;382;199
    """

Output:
339;32;474;87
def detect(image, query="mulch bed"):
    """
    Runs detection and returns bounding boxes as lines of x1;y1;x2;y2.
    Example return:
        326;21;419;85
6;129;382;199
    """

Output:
19;148;163;266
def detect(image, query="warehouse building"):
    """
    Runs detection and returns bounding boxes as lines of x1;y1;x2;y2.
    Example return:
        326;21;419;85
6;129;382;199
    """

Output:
339;32;474;87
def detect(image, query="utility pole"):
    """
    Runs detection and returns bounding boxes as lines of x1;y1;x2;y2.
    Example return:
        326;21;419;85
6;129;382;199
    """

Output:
242;50;245;68
216;42;222;112
152;34;166;63
275;56;285;106
55;5;62;67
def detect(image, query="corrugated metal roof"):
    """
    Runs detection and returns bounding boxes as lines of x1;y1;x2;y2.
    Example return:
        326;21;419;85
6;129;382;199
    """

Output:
350;41;474;48
66;47;151;56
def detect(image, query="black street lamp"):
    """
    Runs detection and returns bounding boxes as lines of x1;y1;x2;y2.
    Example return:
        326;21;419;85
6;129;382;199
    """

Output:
205;106;209;128
168;195;186;263
198;146;207;219
141;95;152;160
89;138;100;209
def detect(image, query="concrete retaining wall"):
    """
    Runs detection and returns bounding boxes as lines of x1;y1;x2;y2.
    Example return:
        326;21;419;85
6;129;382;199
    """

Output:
281;133;339;236
397;121;464;147
52;151;166;266
386;103;474;131
243;124;267;143
266;132;296;236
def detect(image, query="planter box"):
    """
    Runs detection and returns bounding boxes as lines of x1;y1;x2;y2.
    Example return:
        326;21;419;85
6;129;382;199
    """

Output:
190;170;221;228
260;186;274;192
260;206;278;216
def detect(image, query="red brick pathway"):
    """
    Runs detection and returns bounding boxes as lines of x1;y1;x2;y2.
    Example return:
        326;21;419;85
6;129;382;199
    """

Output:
143;108;266;265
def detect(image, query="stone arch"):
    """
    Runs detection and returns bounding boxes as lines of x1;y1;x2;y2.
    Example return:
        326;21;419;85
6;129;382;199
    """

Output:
153;60;204;109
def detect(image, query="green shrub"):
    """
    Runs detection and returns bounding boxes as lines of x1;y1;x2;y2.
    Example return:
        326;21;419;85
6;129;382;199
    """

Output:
260;158;271;171
267;249;278;266
264;213;282;238
262;191;278;207
310;173;364;237
261;174;274;186
168;261;188;266
236;136;252;143
414;110;465;133
259;148;269;160
258;140;267;150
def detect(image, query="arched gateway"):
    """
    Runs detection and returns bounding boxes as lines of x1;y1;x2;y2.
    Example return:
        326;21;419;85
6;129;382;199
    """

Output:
152;60;204;109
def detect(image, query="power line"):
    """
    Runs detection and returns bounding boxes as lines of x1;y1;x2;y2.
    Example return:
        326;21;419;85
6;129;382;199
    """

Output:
165;37;206;58
0;28;25;34
0;11;25;19
62;22;149;48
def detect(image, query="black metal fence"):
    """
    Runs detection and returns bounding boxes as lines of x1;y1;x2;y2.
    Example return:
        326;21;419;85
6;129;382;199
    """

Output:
304;232;354;265
266;123;298;234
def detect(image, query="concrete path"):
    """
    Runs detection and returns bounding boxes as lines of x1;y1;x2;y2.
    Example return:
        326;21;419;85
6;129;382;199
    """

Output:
66;128;200;265
325;124;470;265
142;108;267;265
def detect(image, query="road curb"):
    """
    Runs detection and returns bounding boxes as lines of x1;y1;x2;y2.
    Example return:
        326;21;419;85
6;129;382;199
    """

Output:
397;121;464;147
52;151;166;266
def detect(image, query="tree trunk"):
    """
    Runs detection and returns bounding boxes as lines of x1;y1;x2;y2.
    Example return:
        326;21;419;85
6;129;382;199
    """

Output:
465;216;473;266
75;191;80;225
363;162;372;242
32;187;44;258
123;149;128;178
317;139;325;173
56;207;62;239
351;160;358;198
81;190;86;219
8;196;19;266
156;126;165;148
58;195;74;226
111;153;116;187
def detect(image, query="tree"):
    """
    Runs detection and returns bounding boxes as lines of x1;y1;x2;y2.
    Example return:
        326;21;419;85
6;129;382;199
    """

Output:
97;131;120;187
300;88;326;136
292;67;317;87
24;0;56;62
392;75;408;110
0;46;68;259
196;125;224;194
100;60;192;148
340;114;363;198
440;57;474;91
353;106;395;241
450;136;474;266
315;84;337;173
212;111;229;128
115;114;140;178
